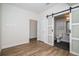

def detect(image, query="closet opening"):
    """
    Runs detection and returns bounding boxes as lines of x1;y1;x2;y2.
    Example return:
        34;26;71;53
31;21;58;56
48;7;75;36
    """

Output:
54;13;70;51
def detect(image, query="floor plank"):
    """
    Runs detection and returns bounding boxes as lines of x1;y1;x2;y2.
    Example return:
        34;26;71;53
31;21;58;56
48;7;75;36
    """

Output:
1;40;74;56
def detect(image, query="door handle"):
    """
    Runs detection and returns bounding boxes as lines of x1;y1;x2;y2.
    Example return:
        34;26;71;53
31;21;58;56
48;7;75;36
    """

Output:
69;29;71;33
52;29;53;32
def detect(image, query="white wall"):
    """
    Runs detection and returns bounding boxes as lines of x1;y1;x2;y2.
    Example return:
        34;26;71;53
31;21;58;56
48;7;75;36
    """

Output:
0;4;2;53
38;4;70;44
1;4;38;49
30;20;37;39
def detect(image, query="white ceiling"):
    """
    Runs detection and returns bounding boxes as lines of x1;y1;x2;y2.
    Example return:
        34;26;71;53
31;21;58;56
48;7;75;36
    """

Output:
11;3;58;13
67;3;78;6
11;3;78;13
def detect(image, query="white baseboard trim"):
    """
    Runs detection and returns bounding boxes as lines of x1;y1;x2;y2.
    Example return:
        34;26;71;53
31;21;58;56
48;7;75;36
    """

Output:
38;40;54;46
37;38;40;40
43;41;54;46
70;51;79;56
2;41;29;49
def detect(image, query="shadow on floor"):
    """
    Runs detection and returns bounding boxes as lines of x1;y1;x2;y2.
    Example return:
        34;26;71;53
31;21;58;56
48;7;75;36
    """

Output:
54;40;69;51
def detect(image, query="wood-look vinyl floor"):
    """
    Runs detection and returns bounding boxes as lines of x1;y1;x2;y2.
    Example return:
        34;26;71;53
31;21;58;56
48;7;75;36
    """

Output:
1;39;74;56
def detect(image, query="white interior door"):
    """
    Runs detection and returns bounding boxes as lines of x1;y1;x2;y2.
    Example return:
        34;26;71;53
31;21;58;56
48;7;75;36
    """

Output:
48;16;54;46
70;7;79;55
30;20;37;39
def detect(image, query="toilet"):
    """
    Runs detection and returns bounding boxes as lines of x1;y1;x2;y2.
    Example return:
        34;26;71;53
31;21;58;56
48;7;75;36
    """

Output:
56;34;62;43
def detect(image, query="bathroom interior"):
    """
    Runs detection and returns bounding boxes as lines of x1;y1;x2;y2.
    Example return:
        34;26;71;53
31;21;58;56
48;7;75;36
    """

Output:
54;13;70;51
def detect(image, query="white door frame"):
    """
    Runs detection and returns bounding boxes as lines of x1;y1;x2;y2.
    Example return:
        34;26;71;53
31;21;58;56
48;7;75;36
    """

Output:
69;12;72;54
52;11;71;50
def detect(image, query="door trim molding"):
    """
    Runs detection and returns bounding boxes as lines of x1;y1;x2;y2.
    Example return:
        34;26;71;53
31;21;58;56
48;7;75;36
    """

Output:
70;51;79;56
0;50;1;55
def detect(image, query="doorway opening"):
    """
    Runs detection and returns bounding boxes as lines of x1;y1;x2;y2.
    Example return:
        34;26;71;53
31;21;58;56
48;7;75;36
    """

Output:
29;20;37;43
54;13;70;51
